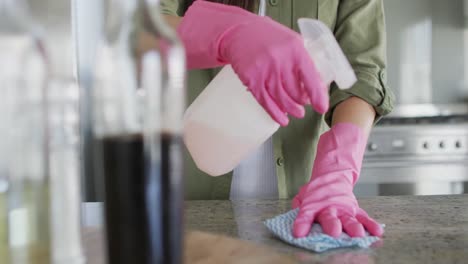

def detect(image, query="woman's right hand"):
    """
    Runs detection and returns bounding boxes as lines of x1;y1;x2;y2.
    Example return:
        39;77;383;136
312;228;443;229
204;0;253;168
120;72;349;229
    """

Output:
178;0;329;125
221;15;329;126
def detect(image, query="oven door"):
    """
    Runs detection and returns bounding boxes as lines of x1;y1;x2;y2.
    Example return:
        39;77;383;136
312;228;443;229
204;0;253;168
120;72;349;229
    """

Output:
357;159;468;196
355;124;468;196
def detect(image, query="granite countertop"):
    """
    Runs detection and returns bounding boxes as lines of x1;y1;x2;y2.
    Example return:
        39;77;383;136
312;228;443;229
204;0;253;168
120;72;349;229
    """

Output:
82;195;468;263
184;195;468;263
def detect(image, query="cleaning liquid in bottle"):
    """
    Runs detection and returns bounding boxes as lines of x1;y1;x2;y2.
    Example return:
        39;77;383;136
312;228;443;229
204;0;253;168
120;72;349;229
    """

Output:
183;18;357;176
91;0;185;263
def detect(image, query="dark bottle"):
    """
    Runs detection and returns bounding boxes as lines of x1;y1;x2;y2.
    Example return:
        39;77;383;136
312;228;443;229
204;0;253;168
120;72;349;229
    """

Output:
100;132;183;264
91;0;185;263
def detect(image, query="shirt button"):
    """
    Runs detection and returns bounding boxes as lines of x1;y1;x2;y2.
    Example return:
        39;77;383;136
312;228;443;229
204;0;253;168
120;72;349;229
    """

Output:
269;0;278;6
276;157;284;166
379;70;387;85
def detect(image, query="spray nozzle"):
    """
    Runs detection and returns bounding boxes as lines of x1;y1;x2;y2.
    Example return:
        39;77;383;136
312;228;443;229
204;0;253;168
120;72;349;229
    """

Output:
298;18;357;89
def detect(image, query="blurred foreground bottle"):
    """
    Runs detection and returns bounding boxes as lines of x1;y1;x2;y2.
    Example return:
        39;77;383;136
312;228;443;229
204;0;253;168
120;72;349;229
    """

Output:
0;0;84;263
90;0;185;263
0;0;51;263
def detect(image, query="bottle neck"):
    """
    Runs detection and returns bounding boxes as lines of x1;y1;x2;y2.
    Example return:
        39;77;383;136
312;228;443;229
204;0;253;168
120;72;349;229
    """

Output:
103;0;137;35
30;0;74;78
145;0;162;8
145;0;164;24
0;0;74;79
105;0;138;18
139;0;179;43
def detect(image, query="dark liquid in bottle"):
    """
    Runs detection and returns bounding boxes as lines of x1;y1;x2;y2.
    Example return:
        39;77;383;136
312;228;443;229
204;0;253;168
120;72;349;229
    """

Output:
99;133;183;264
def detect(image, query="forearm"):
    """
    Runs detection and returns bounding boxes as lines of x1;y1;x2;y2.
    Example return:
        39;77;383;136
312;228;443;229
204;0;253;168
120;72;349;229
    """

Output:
331;97;375;138
163;14;181;30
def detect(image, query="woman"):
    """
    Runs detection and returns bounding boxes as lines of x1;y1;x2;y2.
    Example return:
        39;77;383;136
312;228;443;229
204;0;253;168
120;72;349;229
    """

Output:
159;0;394;238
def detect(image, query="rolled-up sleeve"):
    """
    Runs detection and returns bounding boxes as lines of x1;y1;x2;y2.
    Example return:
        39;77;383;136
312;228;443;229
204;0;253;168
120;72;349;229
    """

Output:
325;0;395;125
160;0;180;16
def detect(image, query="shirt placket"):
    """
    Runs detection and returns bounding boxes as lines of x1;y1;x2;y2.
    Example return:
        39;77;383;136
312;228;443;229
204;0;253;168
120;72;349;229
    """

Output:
291;0;318;31
265;0;293;28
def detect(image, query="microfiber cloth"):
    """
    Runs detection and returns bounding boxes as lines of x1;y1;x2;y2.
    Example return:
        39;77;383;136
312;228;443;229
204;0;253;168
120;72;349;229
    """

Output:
264;209;383;253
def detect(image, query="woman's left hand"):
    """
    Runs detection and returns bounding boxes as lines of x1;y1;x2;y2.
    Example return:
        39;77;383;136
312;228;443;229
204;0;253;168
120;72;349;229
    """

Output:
291;123;384;238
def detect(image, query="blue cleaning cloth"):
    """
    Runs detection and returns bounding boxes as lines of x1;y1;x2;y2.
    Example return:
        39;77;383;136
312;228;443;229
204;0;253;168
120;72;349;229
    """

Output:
264;209;383;253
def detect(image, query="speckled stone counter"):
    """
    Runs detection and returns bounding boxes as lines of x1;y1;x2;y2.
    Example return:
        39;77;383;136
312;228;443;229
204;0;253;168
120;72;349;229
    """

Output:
185;195;468;264
82;195;468;263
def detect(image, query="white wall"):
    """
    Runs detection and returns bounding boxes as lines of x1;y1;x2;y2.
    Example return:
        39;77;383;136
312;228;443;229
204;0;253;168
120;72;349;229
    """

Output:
384;0;466;104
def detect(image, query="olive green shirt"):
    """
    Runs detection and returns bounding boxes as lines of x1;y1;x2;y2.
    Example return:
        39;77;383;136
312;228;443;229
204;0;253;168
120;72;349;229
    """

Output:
160;0;394;200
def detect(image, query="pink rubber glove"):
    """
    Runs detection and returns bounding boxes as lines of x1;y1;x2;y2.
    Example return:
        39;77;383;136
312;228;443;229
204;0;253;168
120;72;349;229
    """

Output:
292;123;384;238
177;0;329;126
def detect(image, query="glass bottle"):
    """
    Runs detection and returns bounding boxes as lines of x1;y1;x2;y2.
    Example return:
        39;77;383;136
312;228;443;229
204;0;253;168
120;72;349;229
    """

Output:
91;0;185;263
1;0;85;263
0;2;13;260
28;1;85;263
0;0;51;263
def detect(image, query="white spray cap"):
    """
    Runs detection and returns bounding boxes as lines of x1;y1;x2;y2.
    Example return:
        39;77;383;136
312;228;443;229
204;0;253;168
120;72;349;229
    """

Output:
298;18;357;89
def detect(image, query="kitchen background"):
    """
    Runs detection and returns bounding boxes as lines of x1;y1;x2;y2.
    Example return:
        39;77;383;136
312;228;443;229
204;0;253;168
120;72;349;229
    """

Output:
357;0;468;196
73;0;468;200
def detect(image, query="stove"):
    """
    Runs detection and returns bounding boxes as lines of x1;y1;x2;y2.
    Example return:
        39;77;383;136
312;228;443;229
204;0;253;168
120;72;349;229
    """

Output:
356;104;468;196
378;115;468;125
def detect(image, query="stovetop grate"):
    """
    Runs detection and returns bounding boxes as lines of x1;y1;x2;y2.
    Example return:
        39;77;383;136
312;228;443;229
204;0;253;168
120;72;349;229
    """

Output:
378;114;468;125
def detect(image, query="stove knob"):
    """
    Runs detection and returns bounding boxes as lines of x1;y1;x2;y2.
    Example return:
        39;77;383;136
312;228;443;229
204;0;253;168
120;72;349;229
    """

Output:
423;142;429;149
368;143;378;151
439;142;445;149
455;141;462;148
